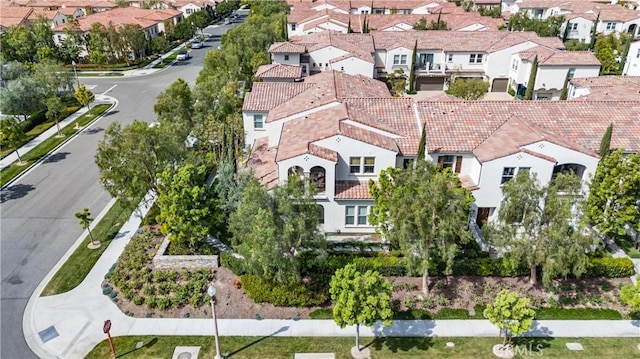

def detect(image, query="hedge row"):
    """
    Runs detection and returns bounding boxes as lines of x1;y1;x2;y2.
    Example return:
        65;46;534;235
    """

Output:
299;253;635;279
240;274;329;307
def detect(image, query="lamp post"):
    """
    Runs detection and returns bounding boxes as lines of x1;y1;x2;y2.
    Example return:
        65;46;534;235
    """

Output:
71;60;80;88
207;284;223;359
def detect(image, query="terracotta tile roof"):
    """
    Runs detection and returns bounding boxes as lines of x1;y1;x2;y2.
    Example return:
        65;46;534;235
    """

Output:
592;3;640;22
53;7;181;32
268;42;307;53
0;5;32;28
418;101;640;158
335;180;373;199
57;7;81;15
267;72;340;121
420;93;463;101
540;51;601;66
473;115;573;162
275;102;398;162
333;71;391;98
290;32;375;64
28;8;59;20
242;82;315;112
254;64;303;79
342;97;419;155
248;137;279;189
569;76;640;101
460;175;479;190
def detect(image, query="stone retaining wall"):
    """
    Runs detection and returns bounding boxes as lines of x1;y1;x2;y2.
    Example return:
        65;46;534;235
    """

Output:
152;236;218;270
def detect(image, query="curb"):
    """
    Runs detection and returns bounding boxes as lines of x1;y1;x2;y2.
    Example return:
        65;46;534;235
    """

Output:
1;99;117;191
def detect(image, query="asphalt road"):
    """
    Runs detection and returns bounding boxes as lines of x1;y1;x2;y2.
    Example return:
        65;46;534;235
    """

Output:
0;18;242;358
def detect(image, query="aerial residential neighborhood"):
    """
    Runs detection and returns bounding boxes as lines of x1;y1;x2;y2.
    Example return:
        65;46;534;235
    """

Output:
1;0;640;358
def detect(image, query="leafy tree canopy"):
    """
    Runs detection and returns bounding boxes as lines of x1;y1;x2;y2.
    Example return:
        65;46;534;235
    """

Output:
483;289;536;345
445;78;490;100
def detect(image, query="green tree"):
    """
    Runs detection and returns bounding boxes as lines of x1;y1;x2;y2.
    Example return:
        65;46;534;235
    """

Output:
174;19;196;40
599;123;613;158
156;163;222;251
507;13;564;37
45;96;66;137
589;13;600;51
154;78;194;140
0;25;37;62
585;149;640;248
330;264;393;353
150;35;170;54
215;0;237;17
0;117;27;164
229;175;322;284
119;24;148;60
445;77;490;100
95;120;186;210
488;171;595;286
75;84;95;110
417;125;426;161
0;76;46;122
369;160;473;295
189;10;211;36
213;161;253;214
524;55;538;100
559;70;570;100
413;17;427;30
428;11;448;30
408;40;417;94
75;207;98;247
386;68;407;97
31;60;74;98
31;18;58;62
483;289;535;346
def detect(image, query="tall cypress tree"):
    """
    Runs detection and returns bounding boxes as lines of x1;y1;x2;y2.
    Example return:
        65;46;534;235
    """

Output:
562;21;570;42
347;18;353;33
523;55;538;101
619;36;632;75
408;39;417;94
599;123;613;158
417;125;426;161
559;70;570;100
589;13;600;51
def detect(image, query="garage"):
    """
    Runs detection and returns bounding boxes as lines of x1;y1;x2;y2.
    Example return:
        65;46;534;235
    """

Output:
416;76;445;91
491;78;509;92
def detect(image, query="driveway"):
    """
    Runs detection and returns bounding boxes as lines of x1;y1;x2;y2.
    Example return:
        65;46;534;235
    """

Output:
407;90;515;101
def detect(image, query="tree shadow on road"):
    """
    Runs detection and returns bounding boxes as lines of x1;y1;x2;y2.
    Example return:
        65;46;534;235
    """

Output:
42;152;70;164
1;183;35;203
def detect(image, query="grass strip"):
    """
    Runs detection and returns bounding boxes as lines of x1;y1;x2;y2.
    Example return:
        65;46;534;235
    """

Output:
535;308;622;320
76;72;124;77
0;106;80;159
153;53;178;68
85;335;640;359
1;104;111;187
41;199;131;296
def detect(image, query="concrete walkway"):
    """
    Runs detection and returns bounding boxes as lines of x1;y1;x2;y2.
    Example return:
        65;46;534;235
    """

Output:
0;95;115;173
23;192;640;358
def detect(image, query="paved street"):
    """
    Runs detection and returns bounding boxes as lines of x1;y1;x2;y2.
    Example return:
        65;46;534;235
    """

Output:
0;21;239;358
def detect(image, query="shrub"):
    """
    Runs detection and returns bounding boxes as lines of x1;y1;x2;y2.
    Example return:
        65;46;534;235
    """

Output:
142;203;160;226
536;308;622;320
240;275;329;307
102;285;113;296
586;257;635;278
309;308;333;319
393;309;433;320
433;308;475;319
220;252;246;275
133;295;144;305
145;295;157;308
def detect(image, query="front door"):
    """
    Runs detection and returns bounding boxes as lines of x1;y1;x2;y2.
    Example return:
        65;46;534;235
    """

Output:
476;207;490;228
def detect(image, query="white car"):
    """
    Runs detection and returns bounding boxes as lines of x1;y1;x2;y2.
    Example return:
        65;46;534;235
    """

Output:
177;50;189;61
191;41;203;49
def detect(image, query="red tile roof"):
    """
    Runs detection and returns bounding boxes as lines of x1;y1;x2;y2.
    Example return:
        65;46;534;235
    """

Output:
255;64;303;79
268;41;307;53
335;180;373;199
248;137;279;189
418;101;640;158
0;5;32;28
242;82;315;112
53;7;181;32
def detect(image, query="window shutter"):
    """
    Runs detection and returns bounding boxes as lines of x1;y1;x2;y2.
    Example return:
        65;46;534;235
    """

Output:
455;156;463;173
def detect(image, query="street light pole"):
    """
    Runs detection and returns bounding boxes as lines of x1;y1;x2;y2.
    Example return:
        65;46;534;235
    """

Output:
208;284;223;359
71;60;80;89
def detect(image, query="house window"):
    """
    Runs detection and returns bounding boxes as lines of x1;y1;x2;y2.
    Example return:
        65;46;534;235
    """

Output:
346;205;372;226
567;67;576;79
606;22;616;30
511;59;519;70
438;155;455;169
636;49;640;58
393;54;407;65
253;114;263;129
313;62;316;67
469;53;483;64
345;206;355;225
363;157;375;173
349;157;361;173
501;167;515;184
292;24;296;31
568;22;577;30
403;158;414;168
447;53;453;62
341;66;344;71
284;55;289;61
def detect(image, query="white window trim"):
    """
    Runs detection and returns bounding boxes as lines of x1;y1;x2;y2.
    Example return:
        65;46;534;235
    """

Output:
253;114;264;130
345;205;374;226
349;156;375;174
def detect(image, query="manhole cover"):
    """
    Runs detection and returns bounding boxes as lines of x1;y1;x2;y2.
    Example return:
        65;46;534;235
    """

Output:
177;352;192;359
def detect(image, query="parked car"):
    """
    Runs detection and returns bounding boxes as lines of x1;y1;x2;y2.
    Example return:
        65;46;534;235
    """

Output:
191;41;203;49
177;50;189;61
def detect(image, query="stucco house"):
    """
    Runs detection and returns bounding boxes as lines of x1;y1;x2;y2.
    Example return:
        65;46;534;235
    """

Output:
242;69;640;234
567;75;640;100
622;39;640;76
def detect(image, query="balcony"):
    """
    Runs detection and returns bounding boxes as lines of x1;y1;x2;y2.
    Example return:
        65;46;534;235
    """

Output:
417;62;445;74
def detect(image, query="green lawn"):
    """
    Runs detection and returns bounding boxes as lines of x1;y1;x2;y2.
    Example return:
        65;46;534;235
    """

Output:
1;104;111;187
41;199;131;296
86;336;640;359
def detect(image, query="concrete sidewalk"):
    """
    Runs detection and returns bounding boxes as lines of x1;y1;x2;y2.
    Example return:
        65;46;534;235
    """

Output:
23;192;640;358
0;96;115;172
